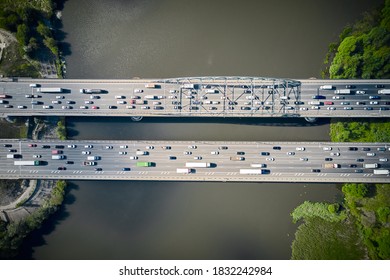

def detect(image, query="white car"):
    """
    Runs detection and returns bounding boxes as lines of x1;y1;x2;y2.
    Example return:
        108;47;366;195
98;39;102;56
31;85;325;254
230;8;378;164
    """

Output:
194;156;202;160
129;156;138;160
183;151;192;155
120;145;128;149
105;145;113;149
42;105;52;109
56;95;64;99
134;89;143;93
33;154;42;158
119;151;127;155
188;145;197;149
84;145;93;148
18;105;26;109
379;158;388;162
299;107;308;111
117;100;126;104
330;152;340;156
80;106;88;109
300;158;308;161
67;145;77;148
266;157;275;161
211;151;219;155
82;151;91;155
327;107;336;110
85;100;93;104
296;147;305;151
323;147;332;151
146;146;154;150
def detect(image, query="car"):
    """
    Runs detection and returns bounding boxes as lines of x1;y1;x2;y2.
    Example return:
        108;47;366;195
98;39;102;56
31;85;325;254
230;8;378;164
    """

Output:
345;85;355;89
324;158;332;161
116;100;127;105
66;161;74;164
67;144;77;149
56;95;64;99
55;145;64;149
174;106;182;110
273;146;281;150
82;151;91;155
105;145;113;149
367;152;376;156
80;106;88;109
169;90;178;93
85;100;93;104
370;101;379;105
364;107;373;110
340;102;350;105
141;106;150;110
194;156;202;160
356;158;364;162
28;144;37;147
330;152;340;156
323;147;332;151
377;147;386;151
189;106;199;110
3;144;12;147
348;147;358;151
67;101;75;104
211;151;219;155
29;84;39;87
311;106;320;110
120;145;128;149
188;145;197;149
94;168;103;171
324;101;333;105
369;96;380;99
183;151;192;155
126;105;135;109
62;106;72;109
130;95;140;99
43;105;53;109
168;156;177;160
122;167;131;171
58;167;66;170
300;157;308;161
332;96;344;99
356;102;366;105
90;95;100;99
237;151;245;155
287;152;295;155
119;151;127;155
134;89;143;93
228;101;238;105
343;107;353;110
348;164;357;168
129;156;138;160
4;104;12;108
356;91;365;94
218;146;228;150
375;84;385;88
8;149;17;153
146;146;154;150
108;105;117;109
260;152;270;156
362;147;370;151
209;106;217;110
296;147;305;151
42;145;50;149
83;161;97;166
379;107;389;111
161;146;171;150
52;100;61;104
266;157;275;161
311;169;321;173
312;95;325;99
354;169;364;173
84;145;93;148
18;105;26;109
23;94;32;98
379;158;388;162
33;155;41;158
300;107;308;111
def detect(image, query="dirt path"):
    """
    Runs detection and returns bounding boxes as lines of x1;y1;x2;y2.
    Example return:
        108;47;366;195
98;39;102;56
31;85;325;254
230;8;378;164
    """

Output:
0;29;17;62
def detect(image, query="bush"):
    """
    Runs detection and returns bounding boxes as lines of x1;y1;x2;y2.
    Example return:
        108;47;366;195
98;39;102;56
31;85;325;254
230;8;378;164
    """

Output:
342;183;369;199
291;201;346;223
377;207;390;223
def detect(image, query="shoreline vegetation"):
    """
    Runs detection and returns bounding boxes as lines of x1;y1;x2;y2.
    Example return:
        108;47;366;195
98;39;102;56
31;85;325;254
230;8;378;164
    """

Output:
0;0;67;259
291;0;390;260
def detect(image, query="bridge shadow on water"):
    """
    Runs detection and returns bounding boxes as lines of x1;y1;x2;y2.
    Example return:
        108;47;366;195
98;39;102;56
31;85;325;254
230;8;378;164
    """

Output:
16;181;78;260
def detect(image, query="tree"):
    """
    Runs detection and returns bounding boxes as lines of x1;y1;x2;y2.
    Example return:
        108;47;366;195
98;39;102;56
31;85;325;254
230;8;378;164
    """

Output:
16;23;29;46
342;183;369;199
36;21;51;38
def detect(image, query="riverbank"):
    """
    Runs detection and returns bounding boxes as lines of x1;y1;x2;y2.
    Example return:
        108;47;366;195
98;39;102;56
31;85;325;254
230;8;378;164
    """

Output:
291;0;390;260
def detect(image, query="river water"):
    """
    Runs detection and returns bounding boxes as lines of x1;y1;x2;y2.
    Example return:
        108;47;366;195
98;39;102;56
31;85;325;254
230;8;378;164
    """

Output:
20;0;382;259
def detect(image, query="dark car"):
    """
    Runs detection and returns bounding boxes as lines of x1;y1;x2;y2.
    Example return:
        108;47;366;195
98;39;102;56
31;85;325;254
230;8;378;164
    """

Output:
8;149;17;153
168;156;177;160
345;85;355;89
122;167;130;171
356;158;364;162
55;145;65;149
109;105;117;109
3;144;12;147
355;169;364;173
273;146;281;150
58;167;66;170
311;169;321;173
218;146;228;150
228;101;238;105
42;145;50;149
349;164;357;168
362;147;370;151
261;152;270;156
375;84;385;88
66;161;74;164
348;147;358;151
94;168;102;171
237;151;245;155
324;158;332;161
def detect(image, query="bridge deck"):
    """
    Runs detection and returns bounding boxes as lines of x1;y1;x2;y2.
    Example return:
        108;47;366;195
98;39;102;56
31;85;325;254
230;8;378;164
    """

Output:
1;139;389;183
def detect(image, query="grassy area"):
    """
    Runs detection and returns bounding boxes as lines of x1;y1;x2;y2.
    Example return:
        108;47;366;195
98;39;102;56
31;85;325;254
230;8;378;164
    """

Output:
0;118;28;139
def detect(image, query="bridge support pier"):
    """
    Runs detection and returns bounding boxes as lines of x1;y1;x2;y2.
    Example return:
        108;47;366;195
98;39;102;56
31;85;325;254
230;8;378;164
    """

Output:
131;116;143;122
304;117;317;123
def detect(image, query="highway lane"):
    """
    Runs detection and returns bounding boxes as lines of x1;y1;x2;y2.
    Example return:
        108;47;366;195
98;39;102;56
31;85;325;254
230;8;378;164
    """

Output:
1;77;390;117
0;139;389;182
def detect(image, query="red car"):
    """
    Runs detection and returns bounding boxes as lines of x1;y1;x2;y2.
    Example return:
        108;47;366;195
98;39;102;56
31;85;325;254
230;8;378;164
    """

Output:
91;106;99;109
